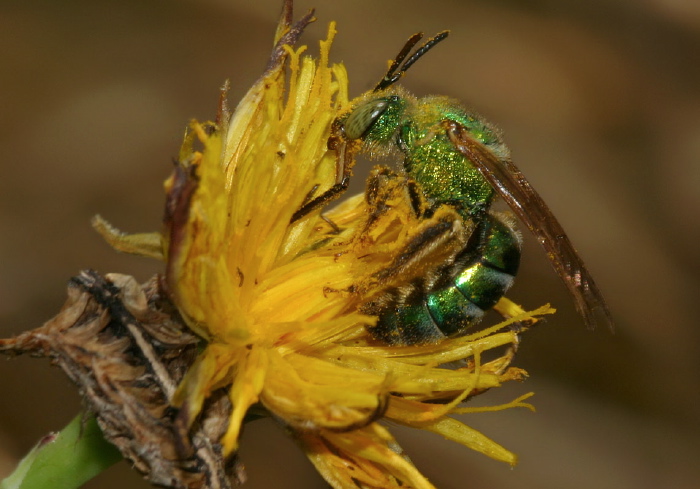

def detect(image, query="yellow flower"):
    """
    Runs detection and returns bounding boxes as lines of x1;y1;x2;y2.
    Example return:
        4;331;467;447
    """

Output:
93;6;554;488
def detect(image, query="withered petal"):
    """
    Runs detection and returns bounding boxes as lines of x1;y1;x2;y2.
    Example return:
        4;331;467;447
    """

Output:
0;270;239;489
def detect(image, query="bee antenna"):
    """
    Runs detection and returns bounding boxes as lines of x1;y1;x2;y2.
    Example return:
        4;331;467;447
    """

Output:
374;30;450;92
375;32;424;91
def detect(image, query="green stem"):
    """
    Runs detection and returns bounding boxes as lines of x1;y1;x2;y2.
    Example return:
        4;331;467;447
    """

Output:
1;413;122;489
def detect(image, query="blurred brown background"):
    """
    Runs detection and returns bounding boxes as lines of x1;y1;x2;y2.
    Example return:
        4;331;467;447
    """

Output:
1;0;699;487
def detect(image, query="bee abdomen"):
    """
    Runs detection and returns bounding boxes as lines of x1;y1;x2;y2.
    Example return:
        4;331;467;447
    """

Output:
370;215;520;345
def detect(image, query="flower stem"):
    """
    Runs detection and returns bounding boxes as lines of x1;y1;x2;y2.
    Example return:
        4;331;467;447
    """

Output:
1;413;122;489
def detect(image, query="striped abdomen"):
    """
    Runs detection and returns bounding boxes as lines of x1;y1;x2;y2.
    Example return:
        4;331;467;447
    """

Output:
369;214;520;345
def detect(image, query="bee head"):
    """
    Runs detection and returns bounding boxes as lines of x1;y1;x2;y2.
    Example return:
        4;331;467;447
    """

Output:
339;31;448;145
341;94;407;143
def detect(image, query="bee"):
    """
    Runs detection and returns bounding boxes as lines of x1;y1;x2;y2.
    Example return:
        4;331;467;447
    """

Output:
334;32;613;344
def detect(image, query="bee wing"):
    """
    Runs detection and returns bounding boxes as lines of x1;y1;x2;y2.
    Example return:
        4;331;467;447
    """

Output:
445;120;613;330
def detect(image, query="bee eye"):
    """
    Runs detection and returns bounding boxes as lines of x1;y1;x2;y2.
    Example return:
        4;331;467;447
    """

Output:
343;99;390;140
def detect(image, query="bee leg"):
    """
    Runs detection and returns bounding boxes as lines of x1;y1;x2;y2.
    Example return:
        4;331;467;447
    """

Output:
484;335;520;376
290;136;354;223
299;183;321;208
406;179;433;218
321;214;341;234
290;176;350;223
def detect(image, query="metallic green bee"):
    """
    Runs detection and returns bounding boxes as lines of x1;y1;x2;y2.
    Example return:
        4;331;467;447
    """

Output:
336;32;613;344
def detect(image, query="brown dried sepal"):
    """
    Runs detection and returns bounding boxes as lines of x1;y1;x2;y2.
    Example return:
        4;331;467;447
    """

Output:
0;269;241;489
